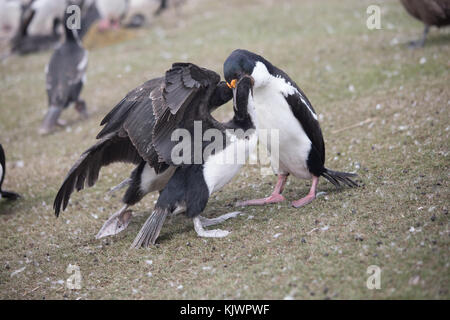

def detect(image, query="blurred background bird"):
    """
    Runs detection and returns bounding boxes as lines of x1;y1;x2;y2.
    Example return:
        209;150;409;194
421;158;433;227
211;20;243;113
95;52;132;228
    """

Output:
39;6;88;135
3;0;174;55
400;0;450;47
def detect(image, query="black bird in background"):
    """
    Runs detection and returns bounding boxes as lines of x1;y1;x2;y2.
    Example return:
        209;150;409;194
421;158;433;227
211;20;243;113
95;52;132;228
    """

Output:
54;63;257;247
0;144;20;201
39;8;88;135
400;0;450;47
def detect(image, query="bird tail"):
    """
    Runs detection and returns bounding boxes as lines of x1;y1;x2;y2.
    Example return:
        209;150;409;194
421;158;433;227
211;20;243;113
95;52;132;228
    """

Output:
321;168;358;188
1;190;20;201
130;207;168;248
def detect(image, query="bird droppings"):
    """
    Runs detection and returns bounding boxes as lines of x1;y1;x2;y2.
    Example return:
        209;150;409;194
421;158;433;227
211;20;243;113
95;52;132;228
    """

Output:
409;276;421;286
10;267;26;277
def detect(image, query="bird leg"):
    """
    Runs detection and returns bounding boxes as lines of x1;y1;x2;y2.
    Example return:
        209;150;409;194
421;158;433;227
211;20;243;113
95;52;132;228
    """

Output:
38;105;62;135
193;211;241;238
409;25;430;48
236;174;288;206
291;175;319;208
199;211;241;227
166;205;186;224
75;99;88;119
108;177;132;195
170;205;186;217
95;205;133;239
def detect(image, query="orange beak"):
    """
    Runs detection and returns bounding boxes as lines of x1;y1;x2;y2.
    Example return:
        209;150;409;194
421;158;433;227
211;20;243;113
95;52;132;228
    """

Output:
226;79;237;89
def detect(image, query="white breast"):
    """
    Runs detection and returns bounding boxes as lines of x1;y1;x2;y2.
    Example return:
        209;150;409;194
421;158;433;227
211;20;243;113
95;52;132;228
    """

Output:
251;63;312;179
203;130;257;195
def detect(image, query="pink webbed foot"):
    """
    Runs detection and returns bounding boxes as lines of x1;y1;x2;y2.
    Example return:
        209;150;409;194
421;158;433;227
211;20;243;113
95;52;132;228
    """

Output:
236;174;289;207
236;193;286;207
291;175;319;208
291;194;316;208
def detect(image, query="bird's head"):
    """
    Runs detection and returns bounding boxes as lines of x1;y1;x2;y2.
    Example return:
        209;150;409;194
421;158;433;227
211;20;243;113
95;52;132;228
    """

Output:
224;49;272;90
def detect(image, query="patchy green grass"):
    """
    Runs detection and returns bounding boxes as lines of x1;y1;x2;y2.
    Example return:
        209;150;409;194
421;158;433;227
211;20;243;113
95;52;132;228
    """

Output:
0;0;449;299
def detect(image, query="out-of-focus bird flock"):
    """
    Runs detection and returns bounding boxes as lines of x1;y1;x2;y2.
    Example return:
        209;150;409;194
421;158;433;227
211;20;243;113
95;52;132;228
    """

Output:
0;0;179;56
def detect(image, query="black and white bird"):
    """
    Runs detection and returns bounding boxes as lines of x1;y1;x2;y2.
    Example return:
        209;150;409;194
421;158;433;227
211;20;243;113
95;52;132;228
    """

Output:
0;144;20;201
39;11;88;135
224;49;357;208
54;63;257;247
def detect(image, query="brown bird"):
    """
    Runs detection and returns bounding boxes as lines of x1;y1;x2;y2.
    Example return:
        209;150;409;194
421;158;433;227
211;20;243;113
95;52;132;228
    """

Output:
400;0;450;47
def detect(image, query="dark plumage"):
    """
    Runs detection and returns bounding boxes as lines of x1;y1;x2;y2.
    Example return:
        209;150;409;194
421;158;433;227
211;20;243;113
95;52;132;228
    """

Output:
54;63;254;247
400;0;450;47
39;15;88;135
0;144;20;201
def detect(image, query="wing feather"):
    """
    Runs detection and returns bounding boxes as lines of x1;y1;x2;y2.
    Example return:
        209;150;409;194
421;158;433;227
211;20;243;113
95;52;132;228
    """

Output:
285;91;325;164
54;63;226;216
54;135;141;216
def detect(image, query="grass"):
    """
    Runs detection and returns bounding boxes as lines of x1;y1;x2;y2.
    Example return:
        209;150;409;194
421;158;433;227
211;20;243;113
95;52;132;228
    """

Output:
0;0;449;299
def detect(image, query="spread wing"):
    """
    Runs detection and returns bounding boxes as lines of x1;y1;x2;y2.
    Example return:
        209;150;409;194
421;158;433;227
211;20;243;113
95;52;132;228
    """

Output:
54;63;226;216
53;135;142;216
100;62;221;166
151;63;218;164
